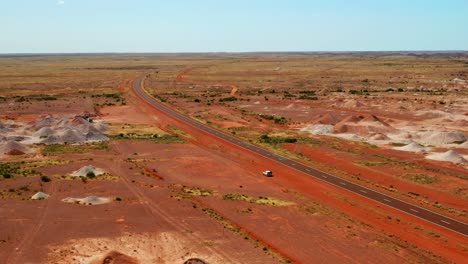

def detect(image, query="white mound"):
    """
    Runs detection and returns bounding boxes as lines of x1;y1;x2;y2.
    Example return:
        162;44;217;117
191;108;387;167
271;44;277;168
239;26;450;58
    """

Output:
419;131;466;145
33;127;54;138
56;118;70;128
455;141;468;149
0;140;30;153
31;192;49;200
34;115;55;129
58;128;86;144
62;196;111;205
394;142;427;152
0;122;12;133
426;150;467;164
300;124;334;135
41;135;61;145
85;132;109;142
331;133;363;141
71;165;105;177
71;116;89;126
343;99;365;108
370;133;389;140
92;122;109;132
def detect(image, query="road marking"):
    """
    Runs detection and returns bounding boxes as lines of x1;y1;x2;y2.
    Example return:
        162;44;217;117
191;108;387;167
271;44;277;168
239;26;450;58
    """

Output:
321;175;328;179
410;208;419;213
340;182;346;185
440;220;451;225
305;169;311;172
359;190;367;193
383;199;391;202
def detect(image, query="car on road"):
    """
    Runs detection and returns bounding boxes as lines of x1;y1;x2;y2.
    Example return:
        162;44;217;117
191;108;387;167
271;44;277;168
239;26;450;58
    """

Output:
262;170;273;177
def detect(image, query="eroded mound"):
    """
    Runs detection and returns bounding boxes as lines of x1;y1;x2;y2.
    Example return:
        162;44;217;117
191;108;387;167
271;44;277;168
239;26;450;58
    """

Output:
0;140;30;154
184;258;207;264
418;131;467;145
300;124;333;135
31;192;49;200
394;142;427;153
47;232;221;264
33;127;54;138
6;148;25;155
89;251;138;264
426;150;467;164
71;165;105;177
62;196;111;205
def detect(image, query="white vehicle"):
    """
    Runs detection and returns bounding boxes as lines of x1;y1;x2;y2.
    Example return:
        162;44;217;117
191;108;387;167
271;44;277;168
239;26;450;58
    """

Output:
262;170;273;177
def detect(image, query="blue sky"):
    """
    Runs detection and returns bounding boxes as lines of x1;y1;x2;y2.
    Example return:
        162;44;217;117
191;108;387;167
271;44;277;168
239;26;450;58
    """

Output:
1;0;467;53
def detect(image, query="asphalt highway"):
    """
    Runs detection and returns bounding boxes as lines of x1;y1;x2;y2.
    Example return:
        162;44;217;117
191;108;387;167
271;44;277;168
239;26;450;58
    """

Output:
133;76;468;237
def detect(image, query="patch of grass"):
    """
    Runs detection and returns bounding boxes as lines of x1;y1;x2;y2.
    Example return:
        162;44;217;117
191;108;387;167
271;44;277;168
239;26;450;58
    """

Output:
451;187;467;198
196;204;289;263
153;94;167;102
298;95;318;100
42;144;87;154
14;95;57;102
219;96;237;102
356;160;393;167
183;186;213;197
166;125;192;140
111;133;185;143
259;114;288;124
223;193;294;206
0;162;41;178
42;142;111;155
259;134;297;145
400;173;436;184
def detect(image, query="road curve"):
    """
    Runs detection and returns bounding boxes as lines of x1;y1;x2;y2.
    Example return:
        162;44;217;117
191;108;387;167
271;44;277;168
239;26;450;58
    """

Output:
132;76;468;237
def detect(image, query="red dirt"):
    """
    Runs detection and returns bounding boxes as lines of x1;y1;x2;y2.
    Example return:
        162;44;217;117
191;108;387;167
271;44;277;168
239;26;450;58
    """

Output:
282;143;467;217
124;79;467;263
1;72;466;263
5;149;25;155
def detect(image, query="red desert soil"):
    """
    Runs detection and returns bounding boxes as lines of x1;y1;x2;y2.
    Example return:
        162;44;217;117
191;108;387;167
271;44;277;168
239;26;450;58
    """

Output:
123;81;467;263
1;60;467;263
282;142;467;218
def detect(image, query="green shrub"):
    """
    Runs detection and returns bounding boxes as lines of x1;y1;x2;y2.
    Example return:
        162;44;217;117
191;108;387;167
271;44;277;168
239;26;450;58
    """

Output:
41;176;51;182
86;171;96;179
259;134;297;145
219;96;237;102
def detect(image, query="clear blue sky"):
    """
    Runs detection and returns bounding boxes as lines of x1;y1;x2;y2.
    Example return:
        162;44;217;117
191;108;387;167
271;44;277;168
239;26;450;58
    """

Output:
1;0;467;53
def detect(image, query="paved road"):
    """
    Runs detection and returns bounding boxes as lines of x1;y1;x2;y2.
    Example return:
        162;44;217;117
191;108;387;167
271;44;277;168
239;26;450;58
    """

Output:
133;76;468;237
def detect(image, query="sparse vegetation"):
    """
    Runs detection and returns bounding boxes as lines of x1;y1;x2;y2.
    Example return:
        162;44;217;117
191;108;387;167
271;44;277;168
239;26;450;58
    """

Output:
259;134;297;145
42;141;110;154
41;176;51;182
223;193;294;206
112;133;185;143
219;96;237;102
400;173;437;184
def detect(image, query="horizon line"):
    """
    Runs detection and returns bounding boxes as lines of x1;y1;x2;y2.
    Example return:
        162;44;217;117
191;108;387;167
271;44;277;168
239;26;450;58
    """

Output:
1;50;467;57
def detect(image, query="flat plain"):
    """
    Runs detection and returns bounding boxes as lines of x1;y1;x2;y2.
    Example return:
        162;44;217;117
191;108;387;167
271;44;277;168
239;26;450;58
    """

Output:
0;53;467;263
